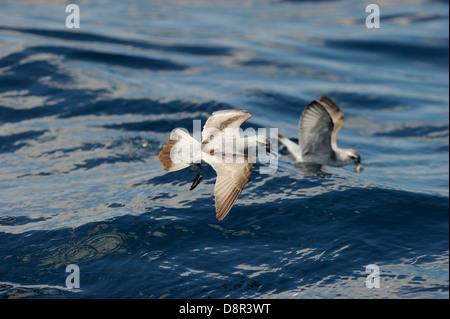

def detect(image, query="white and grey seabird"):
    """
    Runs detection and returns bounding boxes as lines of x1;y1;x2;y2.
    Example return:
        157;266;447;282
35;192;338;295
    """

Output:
159;109;274;221
277;95;363;172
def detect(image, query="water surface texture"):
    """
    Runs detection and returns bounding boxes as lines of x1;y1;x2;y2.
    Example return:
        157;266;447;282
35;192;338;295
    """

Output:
0;0;448;298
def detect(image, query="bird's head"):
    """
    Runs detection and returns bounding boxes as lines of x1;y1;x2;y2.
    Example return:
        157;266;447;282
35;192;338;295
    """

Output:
344;149;363;172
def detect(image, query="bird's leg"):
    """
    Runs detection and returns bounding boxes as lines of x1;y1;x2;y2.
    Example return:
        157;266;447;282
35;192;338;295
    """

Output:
189;164;203;191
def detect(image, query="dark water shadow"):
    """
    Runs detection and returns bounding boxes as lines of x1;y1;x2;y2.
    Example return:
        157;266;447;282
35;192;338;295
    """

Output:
0;26;233;57
0;130;48;153
325;38;449;68
294;162;332;177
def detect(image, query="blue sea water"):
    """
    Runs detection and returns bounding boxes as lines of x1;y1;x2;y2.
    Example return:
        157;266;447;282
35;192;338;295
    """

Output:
0;0;448;299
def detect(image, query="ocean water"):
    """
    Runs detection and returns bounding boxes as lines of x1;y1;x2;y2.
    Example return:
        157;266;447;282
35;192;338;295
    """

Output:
0;0;448;299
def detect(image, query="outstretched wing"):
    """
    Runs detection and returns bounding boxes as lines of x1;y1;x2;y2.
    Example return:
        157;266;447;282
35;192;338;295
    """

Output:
299;101;334;157
202;109;251;144
318;95;345;149
209;156;253;221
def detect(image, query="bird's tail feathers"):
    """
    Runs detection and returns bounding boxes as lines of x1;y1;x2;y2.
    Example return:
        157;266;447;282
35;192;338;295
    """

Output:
276;132;302;161
159;129;200;172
